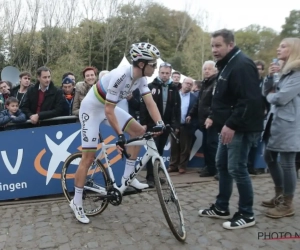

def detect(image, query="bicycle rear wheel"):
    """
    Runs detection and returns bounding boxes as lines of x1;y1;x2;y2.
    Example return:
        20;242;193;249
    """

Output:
153;159;186;242
61;152;109;216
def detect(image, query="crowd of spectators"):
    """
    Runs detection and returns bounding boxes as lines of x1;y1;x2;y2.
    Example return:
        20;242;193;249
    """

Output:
1;28;299;230
0;66;109;129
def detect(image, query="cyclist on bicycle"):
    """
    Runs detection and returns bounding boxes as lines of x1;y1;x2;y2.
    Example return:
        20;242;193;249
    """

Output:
70;42;165;223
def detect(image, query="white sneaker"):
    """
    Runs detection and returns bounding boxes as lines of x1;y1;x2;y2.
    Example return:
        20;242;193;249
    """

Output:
122;177;149;190
69;199;90;224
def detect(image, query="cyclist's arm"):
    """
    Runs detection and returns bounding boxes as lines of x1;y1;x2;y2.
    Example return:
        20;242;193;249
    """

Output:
105;75;125;135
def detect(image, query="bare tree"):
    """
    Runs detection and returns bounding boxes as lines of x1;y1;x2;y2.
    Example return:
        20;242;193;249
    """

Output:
81;0;102;65
25;0;42;72
182;19;212;80
118;0;143;54
174;0;201;55
82;0;102;20
102;0;123;69
61;0;81;31
61;0;81;57
196;10;210;77
2;0;27;65
50;0;86;78
41;0;64;65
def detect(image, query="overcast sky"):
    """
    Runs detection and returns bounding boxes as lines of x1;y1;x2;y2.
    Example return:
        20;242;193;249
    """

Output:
156;0;298;32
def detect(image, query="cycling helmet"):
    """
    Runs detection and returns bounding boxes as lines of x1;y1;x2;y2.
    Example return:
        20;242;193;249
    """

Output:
130;42;160;61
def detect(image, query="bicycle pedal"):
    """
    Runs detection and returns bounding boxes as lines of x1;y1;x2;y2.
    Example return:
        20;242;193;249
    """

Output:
122;186;142;196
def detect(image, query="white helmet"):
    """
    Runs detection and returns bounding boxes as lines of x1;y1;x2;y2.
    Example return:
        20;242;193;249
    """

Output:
130;42;160;61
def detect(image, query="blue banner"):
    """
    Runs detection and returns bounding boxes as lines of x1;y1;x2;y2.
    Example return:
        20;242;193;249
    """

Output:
0;122;266;201
0;123;205;201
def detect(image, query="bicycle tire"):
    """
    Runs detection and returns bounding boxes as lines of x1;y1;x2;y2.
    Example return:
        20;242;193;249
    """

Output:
61;152;109;216
153;159;186;242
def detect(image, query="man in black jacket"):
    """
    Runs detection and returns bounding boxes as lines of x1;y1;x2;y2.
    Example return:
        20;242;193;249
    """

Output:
187;60;219;178
198;29;264;230
10;71;32;109
140;63;181;187
127;88;140;120
22;66;64;125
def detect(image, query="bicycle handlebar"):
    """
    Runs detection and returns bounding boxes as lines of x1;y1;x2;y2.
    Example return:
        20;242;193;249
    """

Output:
120;124;179;159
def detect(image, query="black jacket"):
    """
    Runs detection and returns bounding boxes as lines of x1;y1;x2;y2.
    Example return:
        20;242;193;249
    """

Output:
183;92;198;135
210;46;264;132
22;81;64;120
10;84;33;109
140;78;181;130
127;88;140;120
189;74;217;128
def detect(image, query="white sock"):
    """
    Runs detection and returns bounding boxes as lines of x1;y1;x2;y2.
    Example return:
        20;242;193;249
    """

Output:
73;186;83;206
123;159;136;179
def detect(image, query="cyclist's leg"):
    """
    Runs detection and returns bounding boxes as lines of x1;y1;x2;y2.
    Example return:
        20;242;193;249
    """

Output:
105;105;148;189
71;94;105;223
114;99;145;158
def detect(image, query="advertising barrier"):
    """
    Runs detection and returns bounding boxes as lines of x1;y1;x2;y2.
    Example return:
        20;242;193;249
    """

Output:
0;121;265;201
0;122;203;201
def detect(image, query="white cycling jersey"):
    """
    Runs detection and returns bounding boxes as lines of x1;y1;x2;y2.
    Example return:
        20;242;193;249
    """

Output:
79;64;151;151
93;65;151;104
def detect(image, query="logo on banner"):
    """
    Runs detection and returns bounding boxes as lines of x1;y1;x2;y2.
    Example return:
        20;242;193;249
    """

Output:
1;149;23;174
189;129;203;160
33;126;200;185
34;129;121;185
34;130;81;185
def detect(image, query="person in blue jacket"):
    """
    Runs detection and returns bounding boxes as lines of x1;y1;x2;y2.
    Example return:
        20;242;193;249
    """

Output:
0;97;27;130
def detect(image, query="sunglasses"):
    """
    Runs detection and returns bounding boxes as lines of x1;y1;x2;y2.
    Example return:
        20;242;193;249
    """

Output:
160;62;172;68
148;62;157;68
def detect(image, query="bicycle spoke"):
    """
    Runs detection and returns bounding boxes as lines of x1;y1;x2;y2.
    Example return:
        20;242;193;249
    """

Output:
61;152;109;216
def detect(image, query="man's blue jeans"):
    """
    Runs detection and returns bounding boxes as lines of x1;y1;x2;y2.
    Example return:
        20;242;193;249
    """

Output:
215;132;260;217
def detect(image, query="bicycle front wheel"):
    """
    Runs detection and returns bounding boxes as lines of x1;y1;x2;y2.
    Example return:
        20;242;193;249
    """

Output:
61;152;109;216
153;159;186;242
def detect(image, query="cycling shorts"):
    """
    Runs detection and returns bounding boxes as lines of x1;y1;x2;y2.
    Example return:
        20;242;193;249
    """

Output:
79;87;134;151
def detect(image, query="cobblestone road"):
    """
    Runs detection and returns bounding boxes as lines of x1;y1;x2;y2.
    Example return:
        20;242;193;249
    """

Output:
1;176;300;250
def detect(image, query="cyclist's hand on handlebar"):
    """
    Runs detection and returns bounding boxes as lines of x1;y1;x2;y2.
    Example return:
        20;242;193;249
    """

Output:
152;121;165;136
116;134;126;154
142;125;147;132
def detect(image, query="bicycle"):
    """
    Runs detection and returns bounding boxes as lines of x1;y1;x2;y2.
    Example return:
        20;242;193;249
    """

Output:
61;125;186;242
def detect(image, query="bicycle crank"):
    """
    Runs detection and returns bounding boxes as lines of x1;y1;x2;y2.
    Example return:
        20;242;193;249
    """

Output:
107;188;122;206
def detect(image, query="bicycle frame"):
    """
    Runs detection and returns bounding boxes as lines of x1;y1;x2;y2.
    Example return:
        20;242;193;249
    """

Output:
83;136;166;195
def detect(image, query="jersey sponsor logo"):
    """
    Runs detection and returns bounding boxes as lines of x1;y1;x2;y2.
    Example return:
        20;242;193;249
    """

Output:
119;90;132;99
113;74;126;88
108;89;117;95
81;113;89;142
